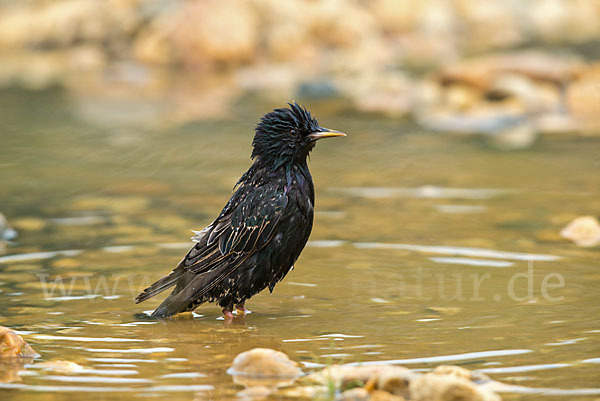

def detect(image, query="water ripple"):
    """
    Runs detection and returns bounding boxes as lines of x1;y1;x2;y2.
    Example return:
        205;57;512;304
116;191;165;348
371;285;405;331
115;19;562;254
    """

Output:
161;372;207;379
0;249;82;263
496;384;600;396
88;358;157;363
478;363;570;374
307;240;346;248
84;347;174;354
351;349;533;366
41;376;151;384
430;257;514;267
0;383;214;392
330;186;509;199
33;334;144;342
354;242;561;261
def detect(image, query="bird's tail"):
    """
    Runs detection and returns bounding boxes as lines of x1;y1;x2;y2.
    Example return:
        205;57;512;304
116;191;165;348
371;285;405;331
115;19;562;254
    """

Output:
149;265;237;318
150;291;197;318
135;265;186;304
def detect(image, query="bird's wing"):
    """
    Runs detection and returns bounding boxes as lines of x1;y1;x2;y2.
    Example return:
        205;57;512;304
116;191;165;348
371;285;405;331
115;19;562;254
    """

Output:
185;182;288;273
135;180;288;305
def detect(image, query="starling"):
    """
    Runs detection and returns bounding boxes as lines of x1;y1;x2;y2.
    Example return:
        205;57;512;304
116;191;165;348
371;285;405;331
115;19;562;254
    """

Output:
135;103;345;318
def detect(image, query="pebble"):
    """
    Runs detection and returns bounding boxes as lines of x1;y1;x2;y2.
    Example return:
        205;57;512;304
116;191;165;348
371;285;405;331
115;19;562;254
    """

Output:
0;326;38;359
0;213;17;242
409;371;500;401
560;216;600;247
35;360;84;373
228;348;302;388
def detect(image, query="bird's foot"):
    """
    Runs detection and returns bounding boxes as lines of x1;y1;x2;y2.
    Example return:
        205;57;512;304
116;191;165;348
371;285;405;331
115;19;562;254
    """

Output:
235;302;251;315
222;307;234;320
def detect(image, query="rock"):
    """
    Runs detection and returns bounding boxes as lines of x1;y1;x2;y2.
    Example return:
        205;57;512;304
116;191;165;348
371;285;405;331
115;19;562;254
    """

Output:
369;0;423;34
438;51;581;90
0;326;38;359
228;348;301;388
566;64;600;134
439;366;495;386
135;0;260;67
490;74;561;113
529;0;600;43
533;113;581;134
341;387;370;401
35;360;84;373
560;216;600;247
409;372;500;401
370;389;407;401
237;385;272;399
488;122;538;150
279;385;329;399
0;213;17;253
236;63;299;97
306;364;354;386
308;364;413;399
232;355;503;401
229;348;301;378
454;0;523;50
170;0;258;66
444;84;481;111
345;71;413;117
131;17;174;66
432;365;474;380
427;307;462;315
311;0;378;49
375;366;412;397
0;0;137;50
0;362;24;383
297;79;340;99
416;107;526;135
0;213;17;242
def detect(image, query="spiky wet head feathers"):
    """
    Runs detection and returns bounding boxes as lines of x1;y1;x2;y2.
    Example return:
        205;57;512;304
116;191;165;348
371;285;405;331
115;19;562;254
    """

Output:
252;102;320;168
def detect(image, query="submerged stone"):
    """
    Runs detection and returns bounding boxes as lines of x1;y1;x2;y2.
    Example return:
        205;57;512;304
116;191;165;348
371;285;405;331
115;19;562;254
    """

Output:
35;360;84;373
0;326;38;383
228;348;302;388
0;326;38;359
409;372;500;401
560;216;600;247
341;387;370;401
228;349;503;401
0;213;17;242
236;384;272;399
308;364;413;399
370;389;407;401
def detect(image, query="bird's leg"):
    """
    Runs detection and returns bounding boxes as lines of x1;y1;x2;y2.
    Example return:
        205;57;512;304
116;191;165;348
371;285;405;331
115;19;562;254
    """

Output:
222;306;234;320
235;301;250;314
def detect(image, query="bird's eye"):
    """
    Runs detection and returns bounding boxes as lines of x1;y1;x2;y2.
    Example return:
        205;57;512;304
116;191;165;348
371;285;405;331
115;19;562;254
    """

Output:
290;129;298;137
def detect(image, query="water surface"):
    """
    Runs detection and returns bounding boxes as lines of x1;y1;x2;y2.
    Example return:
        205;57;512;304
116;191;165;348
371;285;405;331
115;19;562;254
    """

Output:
1;89;599;400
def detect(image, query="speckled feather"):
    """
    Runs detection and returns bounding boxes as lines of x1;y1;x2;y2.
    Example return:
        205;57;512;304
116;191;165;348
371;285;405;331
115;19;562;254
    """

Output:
135;103;325;318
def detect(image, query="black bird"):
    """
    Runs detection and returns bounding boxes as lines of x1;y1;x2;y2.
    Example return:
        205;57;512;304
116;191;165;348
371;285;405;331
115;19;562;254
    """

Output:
136;103;345;318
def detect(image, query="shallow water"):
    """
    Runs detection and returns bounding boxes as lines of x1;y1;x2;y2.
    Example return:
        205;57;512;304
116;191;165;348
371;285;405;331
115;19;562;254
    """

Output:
1;88;599;400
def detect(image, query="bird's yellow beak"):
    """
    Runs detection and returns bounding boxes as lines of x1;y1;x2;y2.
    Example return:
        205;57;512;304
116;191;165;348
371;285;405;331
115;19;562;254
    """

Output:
308;128;346;141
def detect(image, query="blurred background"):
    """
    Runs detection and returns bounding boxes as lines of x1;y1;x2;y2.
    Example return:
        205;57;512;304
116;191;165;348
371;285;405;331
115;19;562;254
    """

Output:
1;2;600;400
0;0;599;134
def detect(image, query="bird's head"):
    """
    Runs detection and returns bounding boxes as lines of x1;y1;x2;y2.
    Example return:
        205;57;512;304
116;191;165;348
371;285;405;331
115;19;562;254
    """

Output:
251;102;345;169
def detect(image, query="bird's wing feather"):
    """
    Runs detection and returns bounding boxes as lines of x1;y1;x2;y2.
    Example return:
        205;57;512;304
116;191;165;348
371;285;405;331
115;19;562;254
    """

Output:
187;183;288;273
135;179;288;306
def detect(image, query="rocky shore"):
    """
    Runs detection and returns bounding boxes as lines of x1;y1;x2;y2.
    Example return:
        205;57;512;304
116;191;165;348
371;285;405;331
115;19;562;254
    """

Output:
229;347;504;401
0;0;599;139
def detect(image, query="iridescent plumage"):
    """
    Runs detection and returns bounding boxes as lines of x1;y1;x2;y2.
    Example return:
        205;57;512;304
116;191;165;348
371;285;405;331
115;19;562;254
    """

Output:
135;103;345;318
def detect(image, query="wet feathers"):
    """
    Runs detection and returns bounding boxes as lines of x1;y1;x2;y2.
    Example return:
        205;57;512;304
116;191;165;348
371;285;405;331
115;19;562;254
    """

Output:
135;103;343;318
